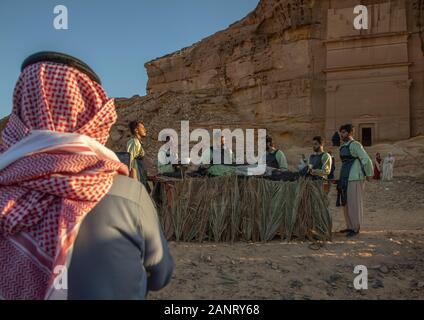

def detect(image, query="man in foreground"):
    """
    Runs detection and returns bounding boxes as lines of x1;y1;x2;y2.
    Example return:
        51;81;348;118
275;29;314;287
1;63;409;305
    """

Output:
0;52;173;300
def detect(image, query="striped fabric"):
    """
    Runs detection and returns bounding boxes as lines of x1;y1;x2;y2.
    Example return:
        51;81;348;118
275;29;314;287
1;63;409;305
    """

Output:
0;62;128;299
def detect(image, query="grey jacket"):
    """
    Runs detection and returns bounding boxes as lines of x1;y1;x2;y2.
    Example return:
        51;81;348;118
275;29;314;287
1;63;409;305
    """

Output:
68;175;174;300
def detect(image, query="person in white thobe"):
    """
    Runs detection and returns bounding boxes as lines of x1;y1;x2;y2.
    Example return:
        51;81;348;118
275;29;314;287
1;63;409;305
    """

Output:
382;153;395;181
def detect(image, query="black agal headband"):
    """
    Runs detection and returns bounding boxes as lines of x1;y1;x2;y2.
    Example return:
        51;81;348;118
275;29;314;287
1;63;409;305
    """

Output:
21;51;102;85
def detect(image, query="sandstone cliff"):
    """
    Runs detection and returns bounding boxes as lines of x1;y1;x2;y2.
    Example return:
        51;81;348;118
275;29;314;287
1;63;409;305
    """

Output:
143;0;325;147
133;0;424;147
108;0;424;171
106;0;326;170
2;0;424;175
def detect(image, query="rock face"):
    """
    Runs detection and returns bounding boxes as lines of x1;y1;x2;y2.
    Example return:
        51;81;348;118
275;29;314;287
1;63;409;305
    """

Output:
144;0;325;146
107;0;424;172
141;0;424;147
2;0;424;174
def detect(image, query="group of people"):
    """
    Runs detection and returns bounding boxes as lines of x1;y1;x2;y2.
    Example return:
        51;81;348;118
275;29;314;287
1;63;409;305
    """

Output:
267;125;374;238
0;51;381;300
373;152;396;181
125;118;374;239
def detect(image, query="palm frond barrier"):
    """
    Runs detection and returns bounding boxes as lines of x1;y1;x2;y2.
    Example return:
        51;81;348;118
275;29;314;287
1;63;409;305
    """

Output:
156;176;332;242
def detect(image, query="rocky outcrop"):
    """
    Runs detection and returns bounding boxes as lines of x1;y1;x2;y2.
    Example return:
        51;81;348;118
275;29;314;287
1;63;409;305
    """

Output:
139;0;424;146
2;0;424;174
144;0;324;147
106;0;424;172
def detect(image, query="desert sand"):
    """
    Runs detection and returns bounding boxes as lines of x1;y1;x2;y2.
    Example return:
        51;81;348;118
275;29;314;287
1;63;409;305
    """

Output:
150;175;424;300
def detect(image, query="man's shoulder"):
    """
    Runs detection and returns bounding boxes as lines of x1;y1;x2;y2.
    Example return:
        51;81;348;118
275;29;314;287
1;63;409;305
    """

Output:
344;139;361;149
276;149;285;156
126;137;135;146
127;137;141;145
107;175;146;204
351;139;362;146
322;152;331;159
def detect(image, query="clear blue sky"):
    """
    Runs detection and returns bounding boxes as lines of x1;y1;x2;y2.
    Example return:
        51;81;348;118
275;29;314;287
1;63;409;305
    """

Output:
0;0;258;118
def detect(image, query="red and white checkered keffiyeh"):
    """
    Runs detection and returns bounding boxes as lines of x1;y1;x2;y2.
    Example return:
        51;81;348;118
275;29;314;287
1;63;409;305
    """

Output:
0;62;128;300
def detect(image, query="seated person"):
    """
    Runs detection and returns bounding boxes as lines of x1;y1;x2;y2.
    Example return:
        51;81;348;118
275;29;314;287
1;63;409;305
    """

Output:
307;136;332;180
158;136;178;175
265;135;288;171
204;134;236;177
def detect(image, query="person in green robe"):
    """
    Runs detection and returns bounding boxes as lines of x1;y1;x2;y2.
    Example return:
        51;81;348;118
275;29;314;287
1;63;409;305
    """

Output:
337;124;373;237
308;136;332;193
127;120;150;191
265;135;288;171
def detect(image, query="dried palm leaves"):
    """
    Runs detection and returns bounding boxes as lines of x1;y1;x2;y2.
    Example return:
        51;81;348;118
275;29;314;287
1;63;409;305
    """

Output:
157;176;332;242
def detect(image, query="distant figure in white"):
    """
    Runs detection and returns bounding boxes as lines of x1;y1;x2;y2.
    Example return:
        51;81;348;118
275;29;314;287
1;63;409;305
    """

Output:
382;153;395;181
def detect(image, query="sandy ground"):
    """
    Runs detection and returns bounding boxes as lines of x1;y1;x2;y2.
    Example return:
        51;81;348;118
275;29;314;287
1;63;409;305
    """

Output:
150;176;424;300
